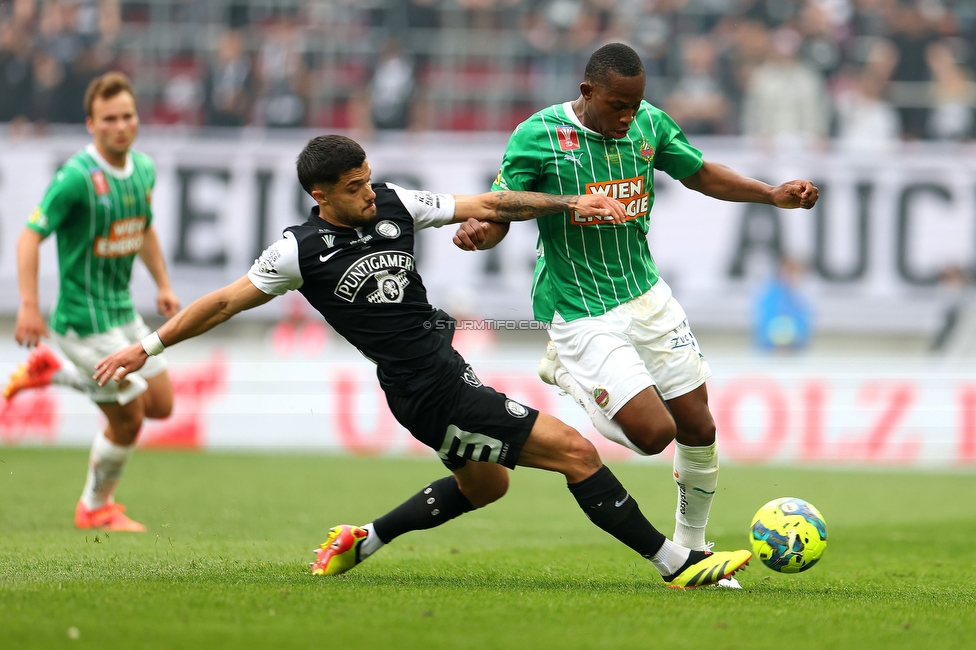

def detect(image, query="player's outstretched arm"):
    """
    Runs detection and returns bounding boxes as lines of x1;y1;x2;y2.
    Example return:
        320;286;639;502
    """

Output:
680;160;819;209
452;191;627;224
93;276;274;386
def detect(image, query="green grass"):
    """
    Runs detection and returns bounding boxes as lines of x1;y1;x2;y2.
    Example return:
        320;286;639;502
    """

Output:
1;449;975;649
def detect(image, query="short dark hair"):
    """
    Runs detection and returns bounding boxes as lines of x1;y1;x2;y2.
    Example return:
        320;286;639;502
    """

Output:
84;71;135;117
296;135;367;195
584;43;644;86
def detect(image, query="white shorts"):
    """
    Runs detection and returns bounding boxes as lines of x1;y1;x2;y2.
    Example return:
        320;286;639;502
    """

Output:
549;279;710;418
52;314;168;405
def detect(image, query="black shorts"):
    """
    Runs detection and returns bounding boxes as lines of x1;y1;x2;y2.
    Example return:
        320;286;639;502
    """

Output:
385;362;539;471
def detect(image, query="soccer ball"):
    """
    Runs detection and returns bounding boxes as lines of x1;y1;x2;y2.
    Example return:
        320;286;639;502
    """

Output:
750;497;827;573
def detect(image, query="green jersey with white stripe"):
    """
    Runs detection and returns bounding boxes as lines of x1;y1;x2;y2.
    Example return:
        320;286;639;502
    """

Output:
492;101;703;322
27;144;155;336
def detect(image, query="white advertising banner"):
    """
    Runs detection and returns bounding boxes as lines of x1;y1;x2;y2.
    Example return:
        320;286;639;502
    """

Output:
1;335;974;468
0;133;972;333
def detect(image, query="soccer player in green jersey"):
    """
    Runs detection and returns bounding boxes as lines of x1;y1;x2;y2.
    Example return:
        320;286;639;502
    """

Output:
455;43;818;587
5;72;180;532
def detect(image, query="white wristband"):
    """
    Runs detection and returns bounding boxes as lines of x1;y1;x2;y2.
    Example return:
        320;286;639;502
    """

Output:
141;331;165;356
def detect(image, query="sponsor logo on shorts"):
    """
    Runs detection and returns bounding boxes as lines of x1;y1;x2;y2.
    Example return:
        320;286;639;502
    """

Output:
505;399;528;418
461;365;482;388
592;386;610;408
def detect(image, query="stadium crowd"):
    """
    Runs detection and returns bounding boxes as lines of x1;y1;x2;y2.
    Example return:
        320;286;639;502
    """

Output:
0;0;974;143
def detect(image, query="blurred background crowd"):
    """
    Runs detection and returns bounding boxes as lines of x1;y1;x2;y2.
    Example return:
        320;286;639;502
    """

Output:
0;0;974;146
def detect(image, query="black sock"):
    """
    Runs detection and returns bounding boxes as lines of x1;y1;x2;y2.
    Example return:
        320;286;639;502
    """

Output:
567;465;666;560
372;476;475;544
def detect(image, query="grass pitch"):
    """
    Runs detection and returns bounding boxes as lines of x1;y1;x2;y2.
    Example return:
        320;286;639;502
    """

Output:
2;448;975;649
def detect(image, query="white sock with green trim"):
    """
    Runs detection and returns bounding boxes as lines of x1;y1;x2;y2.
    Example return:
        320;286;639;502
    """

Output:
553;367;647;456
673;442;719;550
80;431;134;510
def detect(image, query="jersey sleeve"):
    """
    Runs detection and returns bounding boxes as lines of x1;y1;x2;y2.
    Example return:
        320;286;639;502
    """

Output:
386;183;457;231
247;231;304;296
492;120;543;192
650;108;705;180
28;164;88;237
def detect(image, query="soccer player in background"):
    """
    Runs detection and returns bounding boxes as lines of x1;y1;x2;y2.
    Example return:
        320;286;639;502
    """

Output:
454;43;818;587
5;72;179;532
93;135;752;588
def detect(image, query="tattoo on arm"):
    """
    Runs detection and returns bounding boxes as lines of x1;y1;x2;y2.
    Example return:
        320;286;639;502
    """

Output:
490;191;580;221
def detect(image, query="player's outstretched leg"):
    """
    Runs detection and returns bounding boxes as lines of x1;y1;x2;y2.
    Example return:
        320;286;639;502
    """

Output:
518;413;750;588
538;342;644;454
312;464;506;576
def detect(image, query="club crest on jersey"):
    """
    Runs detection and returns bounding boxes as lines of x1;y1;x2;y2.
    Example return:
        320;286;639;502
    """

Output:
556;125;580;151
368;270;410;304
90;169;110;196
638;138;655;162
592;386;610;408
375;220;401;239
335;251;416;303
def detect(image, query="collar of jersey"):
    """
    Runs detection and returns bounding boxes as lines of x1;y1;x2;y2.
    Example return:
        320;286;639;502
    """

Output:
560;101;603;137
86;143;135;179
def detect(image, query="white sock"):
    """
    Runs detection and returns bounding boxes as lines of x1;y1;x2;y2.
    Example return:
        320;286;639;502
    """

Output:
650;538;692;576
80;431;134;510
672;442;719;551
553;367;648;456
359;522;385;559
52;364;89;394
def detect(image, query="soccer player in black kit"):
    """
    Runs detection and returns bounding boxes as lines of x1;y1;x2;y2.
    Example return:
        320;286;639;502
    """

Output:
93;135;750;589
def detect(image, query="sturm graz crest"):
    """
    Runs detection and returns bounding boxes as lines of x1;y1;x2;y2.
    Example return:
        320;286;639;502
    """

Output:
367;270;410;303
375;220;401;239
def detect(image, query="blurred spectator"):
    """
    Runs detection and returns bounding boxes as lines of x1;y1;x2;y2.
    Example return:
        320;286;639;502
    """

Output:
753;257;813;354
203;29;254;127
365;40;419;131
254;17;309;128
29;49;63;126
925;38;975;141
663;35;730;135
522;0;600;107
0;20;33;129
888;1;938;140
931;266;976;356
834;39;902;152
741;26;830;147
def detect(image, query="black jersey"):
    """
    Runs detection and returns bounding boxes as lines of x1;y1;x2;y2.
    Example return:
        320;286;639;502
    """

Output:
248;183;459;394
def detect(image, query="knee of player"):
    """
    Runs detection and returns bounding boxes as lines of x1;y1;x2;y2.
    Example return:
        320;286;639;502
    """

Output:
631;420;677;456
564;429;601;471
144;398;173;420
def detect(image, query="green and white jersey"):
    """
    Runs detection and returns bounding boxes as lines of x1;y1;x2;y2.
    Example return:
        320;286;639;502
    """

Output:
28;144;155;337
492;100;703;322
